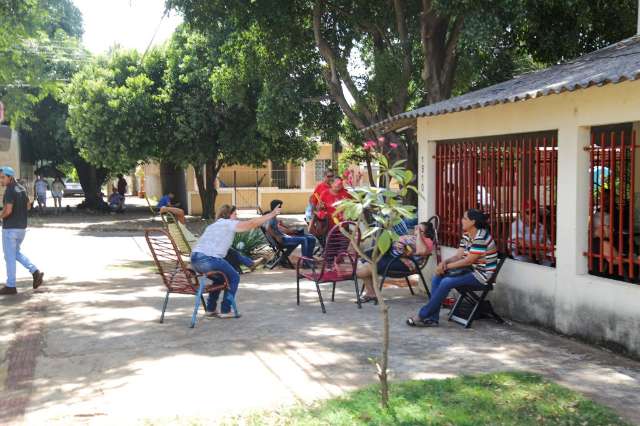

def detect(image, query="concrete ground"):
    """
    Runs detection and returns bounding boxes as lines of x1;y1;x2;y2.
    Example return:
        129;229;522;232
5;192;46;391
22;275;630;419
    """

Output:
1;213;640;425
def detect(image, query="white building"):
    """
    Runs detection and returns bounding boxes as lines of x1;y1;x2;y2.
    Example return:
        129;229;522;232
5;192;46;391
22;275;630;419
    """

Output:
374;36;640;358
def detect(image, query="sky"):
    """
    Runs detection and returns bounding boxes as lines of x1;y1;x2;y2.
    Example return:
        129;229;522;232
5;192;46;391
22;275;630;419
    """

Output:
73;0;182;54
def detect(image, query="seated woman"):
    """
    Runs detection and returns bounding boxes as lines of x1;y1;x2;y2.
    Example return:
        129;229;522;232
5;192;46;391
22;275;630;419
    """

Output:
407;208;497;327
357;221;435;304
267;199;316;260
191;204;280;318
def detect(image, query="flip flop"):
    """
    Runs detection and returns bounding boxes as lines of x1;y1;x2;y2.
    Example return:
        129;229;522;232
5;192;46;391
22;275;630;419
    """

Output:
356;295;378;304
406;317;439;327
217;312;242;319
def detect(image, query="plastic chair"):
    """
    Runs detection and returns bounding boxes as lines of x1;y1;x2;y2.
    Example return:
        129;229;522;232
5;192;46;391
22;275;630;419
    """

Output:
144;228;234;328
296;222;361;313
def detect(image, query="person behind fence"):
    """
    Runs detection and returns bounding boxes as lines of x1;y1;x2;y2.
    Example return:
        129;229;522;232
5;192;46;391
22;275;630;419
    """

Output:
268;199;316;261
407;209;497;327
190;204;281;318
510;199;553;266
0;167;44;295
357;221;435;304
34;175;48;213
157;192;186;224
51;176;65;215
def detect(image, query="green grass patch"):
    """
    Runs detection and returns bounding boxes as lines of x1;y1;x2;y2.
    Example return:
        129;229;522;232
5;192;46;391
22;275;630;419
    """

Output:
108;260;156;270
225;372;628;426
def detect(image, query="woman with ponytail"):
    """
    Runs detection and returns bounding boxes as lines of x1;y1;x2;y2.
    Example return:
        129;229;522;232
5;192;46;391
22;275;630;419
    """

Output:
407;208;498;327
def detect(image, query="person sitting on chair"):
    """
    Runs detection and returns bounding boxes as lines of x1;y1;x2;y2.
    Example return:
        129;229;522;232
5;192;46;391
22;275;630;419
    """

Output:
157;192;186;224
108;187;125;213
316;178;351;227
268;199;316;261
191;204;280;318
407;209;497;327
510;199;553;266
357;221;434;304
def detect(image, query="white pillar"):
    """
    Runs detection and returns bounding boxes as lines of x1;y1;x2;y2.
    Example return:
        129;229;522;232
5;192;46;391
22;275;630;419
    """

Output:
417;121;437;222
555;125;591;277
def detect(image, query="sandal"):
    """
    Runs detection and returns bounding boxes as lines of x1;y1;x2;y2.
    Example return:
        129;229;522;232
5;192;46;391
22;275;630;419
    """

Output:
205;311;219;319
406;317;438;327
217;312;242;319
356;295;378;304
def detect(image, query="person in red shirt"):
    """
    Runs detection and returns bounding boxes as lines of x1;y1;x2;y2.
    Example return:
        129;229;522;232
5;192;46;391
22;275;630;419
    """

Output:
317;178;351;225
310;170;334;208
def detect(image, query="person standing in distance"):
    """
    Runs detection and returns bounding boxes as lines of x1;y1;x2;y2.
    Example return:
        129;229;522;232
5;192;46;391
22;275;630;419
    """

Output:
0;167;44;295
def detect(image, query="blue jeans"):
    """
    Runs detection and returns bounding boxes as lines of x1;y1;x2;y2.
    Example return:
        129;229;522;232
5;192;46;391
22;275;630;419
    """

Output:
190;252;240;314
225;248;253;271
283;234;316;259
418;272;485;321
3;229;37;288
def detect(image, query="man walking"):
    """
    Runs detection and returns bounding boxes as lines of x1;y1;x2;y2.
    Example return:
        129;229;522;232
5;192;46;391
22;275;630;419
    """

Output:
0;167;44;295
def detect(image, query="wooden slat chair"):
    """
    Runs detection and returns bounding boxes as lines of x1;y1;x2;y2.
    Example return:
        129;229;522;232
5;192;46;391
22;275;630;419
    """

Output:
145;228;233;328
448;254;506;328
296;222;361;313
162;211;196;256
376;215;441;299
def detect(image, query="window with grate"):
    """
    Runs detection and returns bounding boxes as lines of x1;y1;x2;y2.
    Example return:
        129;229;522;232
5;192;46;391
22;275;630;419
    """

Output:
435;131;558;266
587;123;639;283
315;159;332;182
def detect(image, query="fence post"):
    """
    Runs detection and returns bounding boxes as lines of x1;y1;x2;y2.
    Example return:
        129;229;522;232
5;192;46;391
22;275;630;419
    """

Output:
256;169;259;213
234;170;237;207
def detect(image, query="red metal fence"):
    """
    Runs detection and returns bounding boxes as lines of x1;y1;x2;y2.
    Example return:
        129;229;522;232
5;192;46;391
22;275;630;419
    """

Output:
435;132;558;265
587;123;639;282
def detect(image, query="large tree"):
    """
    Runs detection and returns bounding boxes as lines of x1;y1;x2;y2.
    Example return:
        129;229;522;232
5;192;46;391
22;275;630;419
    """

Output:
1;0;86;125
168;0;638;200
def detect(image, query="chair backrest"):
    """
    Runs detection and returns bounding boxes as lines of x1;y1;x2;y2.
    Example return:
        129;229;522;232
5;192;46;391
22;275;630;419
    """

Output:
145;228;198;295
322;222;360;270
162;212;193;256
260;224;280;252
425;215;442;264
486;254;507;287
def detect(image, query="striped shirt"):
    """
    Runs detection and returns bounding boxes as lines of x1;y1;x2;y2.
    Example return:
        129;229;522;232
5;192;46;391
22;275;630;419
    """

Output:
459;229;498;285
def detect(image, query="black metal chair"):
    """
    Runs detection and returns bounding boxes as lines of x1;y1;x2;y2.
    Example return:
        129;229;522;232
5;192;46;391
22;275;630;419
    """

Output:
374;215;440;300
448;254;506;328
260;225;295;269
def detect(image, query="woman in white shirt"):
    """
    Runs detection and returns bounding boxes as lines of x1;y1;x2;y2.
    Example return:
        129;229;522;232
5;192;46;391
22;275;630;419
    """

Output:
190;204;280;318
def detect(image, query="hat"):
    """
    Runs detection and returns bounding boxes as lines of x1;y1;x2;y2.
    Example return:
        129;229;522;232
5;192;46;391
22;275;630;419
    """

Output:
0;166;15;177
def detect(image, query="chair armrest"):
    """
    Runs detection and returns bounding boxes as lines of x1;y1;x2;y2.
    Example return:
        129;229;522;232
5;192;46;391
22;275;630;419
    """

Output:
296;256;320;274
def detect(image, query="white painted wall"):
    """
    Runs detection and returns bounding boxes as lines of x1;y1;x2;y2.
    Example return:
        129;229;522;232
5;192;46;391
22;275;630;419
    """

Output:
418;81;640;358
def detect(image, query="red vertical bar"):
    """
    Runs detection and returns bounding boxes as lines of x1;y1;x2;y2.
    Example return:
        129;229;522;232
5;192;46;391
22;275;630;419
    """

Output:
535;137;541;260
527;137;533;259
457;143;462;243
599;132;605;273
630;131;637;279
498;139;504;252
588;132;595;271
608;131;615;275
550;136;557;264
618;131;626;276
542;136;548;264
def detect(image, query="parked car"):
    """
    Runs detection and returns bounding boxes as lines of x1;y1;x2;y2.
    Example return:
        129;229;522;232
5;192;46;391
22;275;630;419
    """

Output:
63;181;84;197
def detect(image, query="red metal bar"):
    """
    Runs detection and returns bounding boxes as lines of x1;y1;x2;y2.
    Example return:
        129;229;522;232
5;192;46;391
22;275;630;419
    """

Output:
588;132;595;271
535;137;541;260
542;137;548;263
618;131;626;276
608;131;615;274
630;130;637;279
599;132;605;273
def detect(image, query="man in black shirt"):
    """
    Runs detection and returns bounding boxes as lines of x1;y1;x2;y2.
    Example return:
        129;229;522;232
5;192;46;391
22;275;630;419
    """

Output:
0;167;44;295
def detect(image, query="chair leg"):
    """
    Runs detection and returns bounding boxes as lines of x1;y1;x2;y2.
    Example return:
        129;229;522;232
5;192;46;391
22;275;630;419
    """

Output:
378;275;387;291
331;281;336;302
315;280;326;313
296;274;301;306
191;278;206;328
227;293;240;317
160;291;170;323
354;277;361;309
465;292;486;329
405;276;415;295
417;270;431;299
201;295;207;313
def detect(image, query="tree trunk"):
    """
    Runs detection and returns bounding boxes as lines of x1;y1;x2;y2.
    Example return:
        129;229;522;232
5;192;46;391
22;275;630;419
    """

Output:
160;161;187;208
404;129;419;207
73;157;108;210
370;262;390;408
193;160;220;220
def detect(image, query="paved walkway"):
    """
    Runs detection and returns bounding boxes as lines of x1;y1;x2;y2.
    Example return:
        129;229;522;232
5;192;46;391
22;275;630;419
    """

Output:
1;225;639;425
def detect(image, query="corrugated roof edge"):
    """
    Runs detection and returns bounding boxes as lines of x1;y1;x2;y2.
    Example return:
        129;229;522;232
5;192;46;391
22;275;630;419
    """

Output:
365;35;640;133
